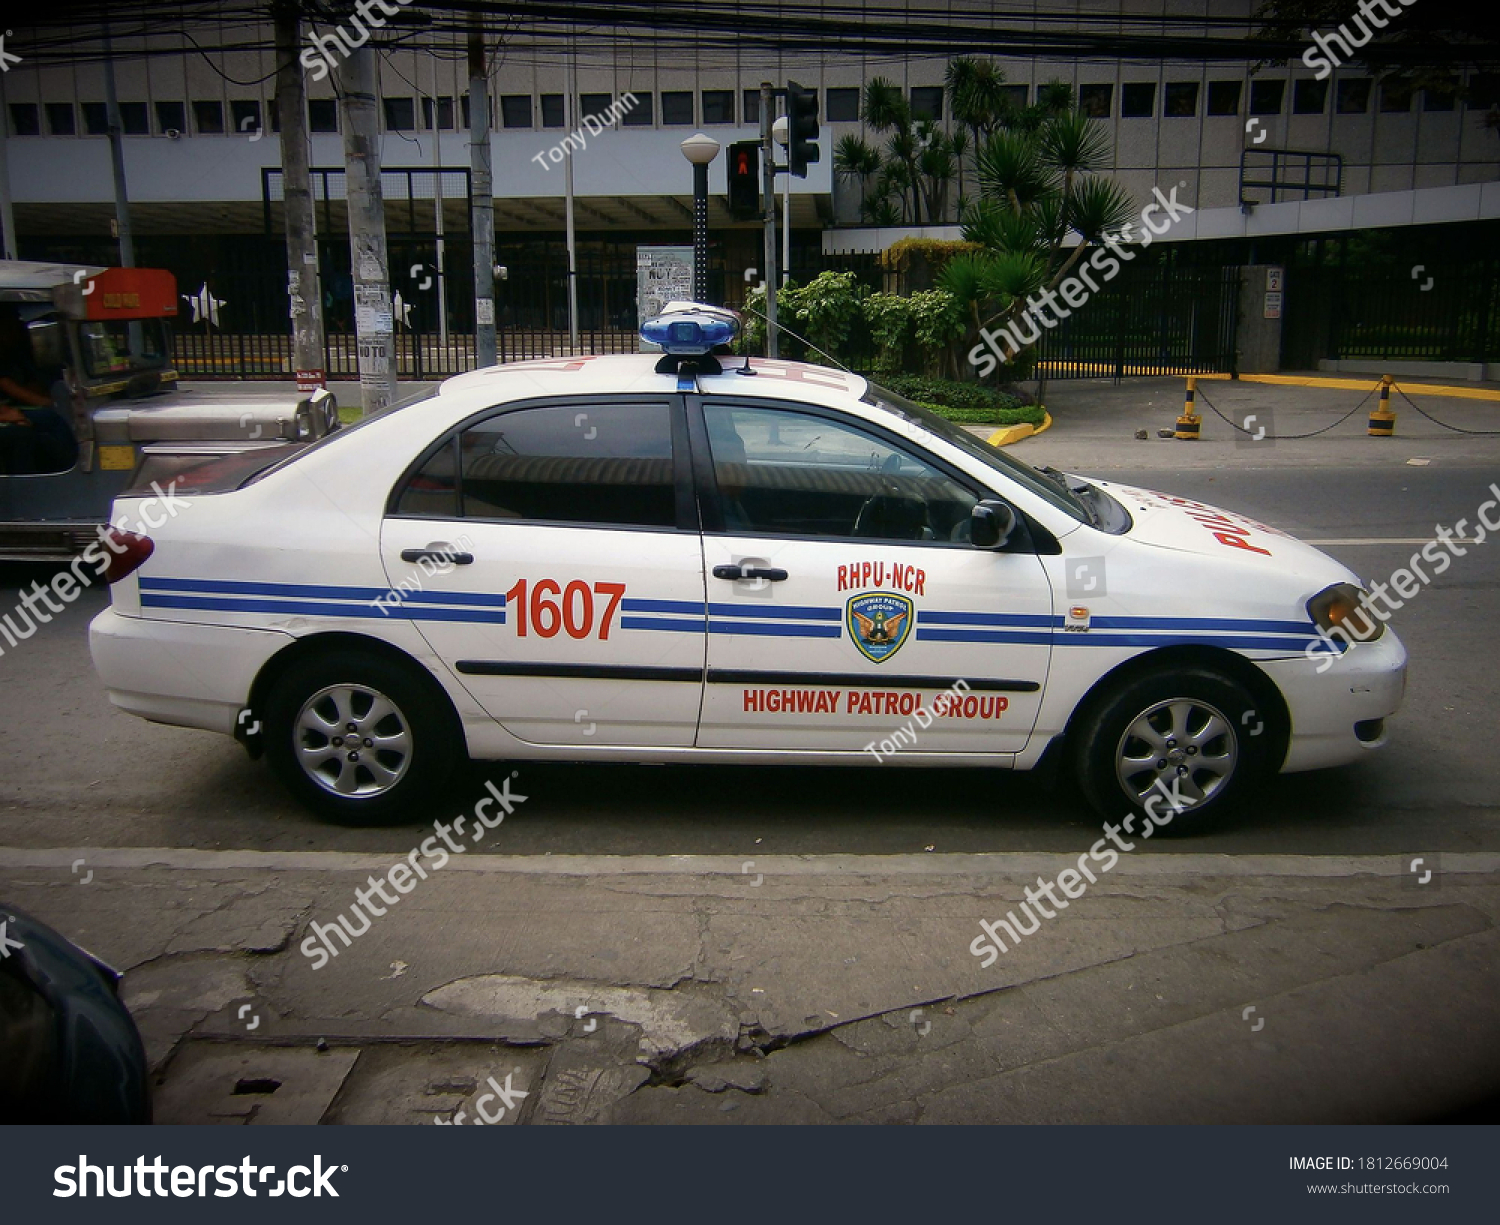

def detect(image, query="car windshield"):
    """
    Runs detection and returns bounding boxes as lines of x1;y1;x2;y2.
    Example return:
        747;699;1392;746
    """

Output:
80;318;168;378
860;381;1091;524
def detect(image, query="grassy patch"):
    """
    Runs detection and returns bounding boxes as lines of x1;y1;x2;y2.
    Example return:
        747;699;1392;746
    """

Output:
918;401;1047;427
869;372;1041;424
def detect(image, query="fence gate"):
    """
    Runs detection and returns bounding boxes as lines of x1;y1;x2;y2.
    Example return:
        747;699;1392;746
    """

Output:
1282;261;1499;370
1034;263;1241;380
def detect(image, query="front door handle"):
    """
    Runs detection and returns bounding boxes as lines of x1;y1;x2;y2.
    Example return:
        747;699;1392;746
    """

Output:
713;563;788;582
401;544;474;565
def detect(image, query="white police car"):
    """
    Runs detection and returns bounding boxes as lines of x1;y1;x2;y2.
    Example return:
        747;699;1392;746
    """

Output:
89;306;1406;825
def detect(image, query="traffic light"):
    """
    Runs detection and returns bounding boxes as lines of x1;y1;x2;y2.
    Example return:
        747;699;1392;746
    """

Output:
786;79;820;178
728;140;760;219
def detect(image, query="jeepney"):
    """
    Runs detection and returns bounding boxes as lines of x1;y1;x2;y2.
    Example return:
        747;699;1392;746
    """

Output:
0;260;336;561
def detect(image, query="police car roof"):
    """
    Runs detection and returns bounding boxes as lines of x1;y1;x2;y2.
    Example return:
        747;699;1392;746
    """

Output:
436;353;869;409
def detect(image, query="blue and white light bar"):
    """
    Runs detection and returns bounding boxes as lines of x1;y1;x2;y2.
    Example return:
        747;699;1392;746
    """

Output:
640;302;741;355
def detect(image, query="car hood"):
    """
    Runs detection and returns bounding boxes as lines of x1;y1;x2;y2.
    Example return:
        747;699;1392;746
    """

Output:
1095;479;1358;584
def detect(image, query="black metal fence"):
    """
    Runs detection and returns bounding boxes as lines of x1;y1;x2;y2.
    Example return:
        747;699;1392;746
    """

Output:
1034;262;1242;380
1281;262;1500;369
166;244;891;377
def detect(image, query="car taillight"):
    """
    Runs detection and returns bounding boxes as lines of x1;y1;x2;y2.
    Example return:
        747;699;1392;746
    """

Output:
100;529;154;583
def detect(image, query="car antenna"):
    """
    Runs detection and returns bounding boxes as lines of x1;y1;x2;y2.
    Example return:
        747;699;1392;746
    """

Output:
736;302;855;375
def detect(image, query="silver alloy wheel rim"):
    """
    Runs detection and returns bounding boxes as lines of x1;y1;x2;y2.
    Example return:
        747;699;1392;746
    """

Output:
1114;697;1239;811
294;683;413;798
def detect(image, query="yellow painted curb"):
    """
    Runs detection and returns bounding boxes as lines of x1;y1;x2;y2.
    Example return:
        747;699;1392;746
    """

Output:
987;410;1052;447
1194;372;1500;401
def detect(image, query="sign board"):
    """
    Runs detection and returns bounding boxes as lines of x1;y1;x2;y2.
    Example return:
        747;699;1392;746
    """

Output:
636;246;694;350
295;368;326;393
53;267;179;321
1264;291;1283;319
1266;267;1284;292
353;284;393;335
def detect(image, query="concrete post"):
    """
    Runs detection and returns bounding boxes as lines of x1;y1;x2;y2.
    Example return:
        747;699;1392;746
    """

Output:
339;46;396;416
275;2;326;390
1237;264;1284;374
761;82;777;359
469;19;496;367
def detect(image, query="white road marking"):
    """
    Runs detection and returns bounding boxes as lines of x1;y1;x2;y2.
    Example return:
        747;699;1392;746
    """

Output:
1303;538;1480;546
0;846;1497;879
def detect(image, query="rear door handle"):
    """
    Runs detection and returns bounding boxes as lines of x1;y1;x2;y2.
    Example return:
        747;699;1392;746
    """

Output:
713;563;788;582
401;544;474;565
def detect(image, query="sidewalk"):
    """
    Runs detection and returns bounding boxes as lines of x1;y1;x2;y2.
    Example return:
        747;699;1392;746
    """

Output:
2;844;1496;1124
1001;376;1500;470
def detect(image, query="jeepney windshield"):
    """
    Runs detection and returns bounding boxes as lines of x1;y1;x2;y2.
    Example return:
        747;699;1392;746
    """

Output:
79;318;168;379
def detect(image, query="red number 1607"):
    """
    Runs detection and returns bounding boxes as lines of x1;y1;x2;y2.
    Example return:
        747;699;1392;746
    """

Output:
504;578;627;640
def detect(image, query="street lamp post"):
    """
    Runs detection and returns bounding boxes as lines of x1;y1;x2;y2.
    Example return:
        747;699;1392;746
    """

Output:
772;115;791;280
680;132;721;303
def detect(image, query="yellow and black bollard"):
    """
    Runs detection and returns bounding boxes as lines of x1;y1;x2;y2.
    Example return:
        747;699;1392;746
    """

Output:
1368;374;1396;436
1176;375;1202;440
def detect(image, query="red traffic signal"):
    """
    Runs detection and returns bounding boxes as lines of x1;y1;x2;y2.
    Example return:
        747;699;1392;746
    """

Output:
728;140;760;219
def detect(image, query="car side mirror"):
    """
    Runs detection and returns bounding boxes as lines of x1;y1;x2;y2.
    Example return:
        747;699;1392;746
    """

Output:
970;499;1016;550
294;388;339;440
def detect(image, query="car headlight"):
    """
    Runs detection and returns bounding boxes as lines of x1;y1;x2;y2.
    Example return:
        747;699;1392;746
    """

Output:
1307;582;1384;642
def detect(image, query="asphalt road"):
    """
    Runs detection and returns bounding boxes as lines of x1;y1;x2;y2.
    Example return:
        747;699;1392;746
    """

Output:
2;443;1496;859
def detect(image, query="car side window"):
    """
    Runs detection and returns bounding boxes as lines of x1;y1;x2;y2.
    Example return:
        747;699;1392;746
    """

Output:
704;402;978;543
396;401;678;529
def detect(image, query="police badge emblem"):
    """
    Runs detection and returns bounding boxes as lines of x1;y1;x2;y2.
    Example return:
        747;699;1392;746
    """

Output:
847;592;914;663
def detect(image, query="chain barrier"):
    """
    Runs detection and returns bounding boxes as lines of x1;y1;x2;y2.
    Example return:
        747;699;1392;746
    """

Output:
1391;385;1500;436
1196;382;1378;441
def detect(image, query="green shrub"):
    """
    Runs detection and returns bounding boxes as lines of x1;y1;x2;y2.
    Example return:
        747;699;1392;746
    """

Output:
798;270;866;355
874;372;994;409
863;292;914;369
917;402;1046;426
870;372;1044;425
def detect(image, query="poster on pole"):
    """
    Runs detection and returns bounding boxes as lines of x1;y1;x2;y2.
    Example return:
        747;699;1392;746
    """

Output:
636;246;694;350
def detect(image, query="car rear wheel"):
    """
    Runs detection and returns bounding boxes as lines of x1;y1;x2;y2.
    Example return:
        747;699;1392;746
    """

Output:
1073;667;1270;832
264;649;461;825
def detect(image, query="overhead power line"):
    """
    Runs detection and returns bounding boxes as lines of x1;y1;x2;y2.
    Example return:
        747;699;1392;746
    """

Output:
12;0;1500;67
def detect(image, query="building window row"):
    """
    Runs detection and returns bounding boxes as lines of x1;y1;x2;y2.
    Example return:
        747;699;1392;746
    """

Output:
9;73;1490;139
1083;76;1476;119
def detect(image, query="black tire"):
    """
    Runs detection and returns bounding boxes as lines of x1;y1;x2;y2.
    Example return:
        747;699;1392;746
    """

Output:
263;648;462;825
1072;667;1271;833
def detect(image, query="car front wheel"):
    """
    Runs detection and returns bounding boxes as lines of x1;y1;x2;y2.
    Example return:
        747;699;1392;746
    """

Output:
264;649;461;824
1073;667;1271;831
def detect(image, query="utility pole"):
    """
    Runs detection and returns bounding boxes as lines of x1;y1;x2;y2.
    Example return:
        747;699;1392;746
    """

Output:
468;17;496;367
760;82;777;359
339;46;395;416
274;1;326;391
564;50;579;351
428;51;449;350
101;25;135;266
0;72;18;259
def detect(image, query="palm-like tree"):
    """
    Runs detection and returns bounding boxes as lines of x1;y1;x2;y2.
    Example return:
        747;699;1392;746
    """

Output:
915;121;958;225
947;98;1135;387
863;77;924;224
833;134;883;218
945;56;1011;197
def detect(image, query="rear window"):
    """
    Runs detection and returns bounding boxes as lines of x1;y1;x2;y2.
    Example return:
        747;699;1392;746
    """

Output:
395;400;679;529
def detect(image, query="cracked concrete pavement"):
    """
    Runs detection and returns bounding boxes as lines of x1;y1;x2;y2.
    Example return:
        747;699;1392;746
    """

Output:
1;845;1496;1124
